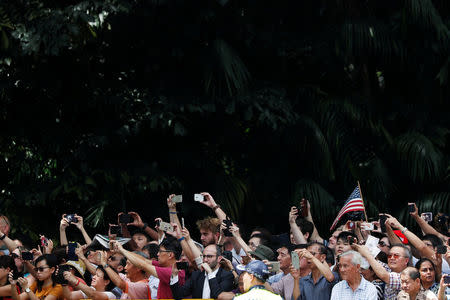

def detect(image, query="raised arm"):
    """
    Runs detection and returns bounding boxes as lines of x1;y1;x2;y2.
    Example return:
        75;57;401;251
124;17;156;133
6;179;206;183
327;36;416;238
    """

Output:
409;203;448;242
73;215;92;245
127;212;158;241
198;193;227;222
99;250;126;291
229;224;252;255
354;244;390;283
59;215;69;246
63;271;109;300
111;241;158;278
75;245;96;276
0;229;19;253
289;207;307;244
298;249;334;282
304;199;324;243
167;195;182;229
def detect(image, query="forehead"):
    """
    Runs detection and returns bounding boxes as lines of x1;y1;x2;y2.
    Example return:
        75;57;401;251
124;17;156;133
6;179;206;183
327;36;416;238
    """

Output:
307;244;320;252
277;247;289;254
419;261;433;269
339;255;352;264
400;274;413;281
36;259;47;267
200;229;213;235
390;246;405;255
203;245;217;255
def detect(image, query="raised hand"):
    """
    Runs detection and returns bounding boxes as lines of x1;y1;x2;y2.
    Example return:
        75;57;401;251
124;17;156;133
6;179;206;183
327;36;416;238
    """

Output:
289;206;299;224
60;214;70;230
167;194;177;210
198;192;217;209
74;214;84;230
127;212;144;227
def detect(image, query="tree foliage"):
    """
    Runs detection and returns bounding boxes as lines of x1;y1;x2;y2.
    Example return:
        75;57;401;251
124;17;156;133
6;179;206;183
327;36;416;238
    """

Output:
0;0;449;240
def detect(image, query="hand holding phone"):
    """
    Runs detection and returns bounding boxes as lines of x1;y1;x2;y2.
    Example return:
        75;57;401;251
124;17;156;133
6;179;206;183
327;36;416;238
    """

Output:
291;251;300;270
172;195;182;203
194;194;204;202
119;214;133;224
408;204;415;213
379;214;388;233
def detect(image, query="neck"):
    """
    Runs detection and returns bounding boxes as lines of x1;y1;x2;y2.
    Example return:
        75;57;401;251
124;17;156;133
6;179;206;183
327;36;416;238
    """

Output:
129;272;145;282
281;267;289;275
0;276;7;286
409;290;419;300
346;275;362;291
422;281;433;289
42;278;53;287
311;268;322;280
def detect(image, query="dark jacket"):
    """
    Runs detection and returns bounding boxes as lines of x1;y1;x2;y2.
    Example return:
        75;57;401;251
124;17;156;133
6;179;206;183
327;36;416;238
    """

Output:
170;267;234;299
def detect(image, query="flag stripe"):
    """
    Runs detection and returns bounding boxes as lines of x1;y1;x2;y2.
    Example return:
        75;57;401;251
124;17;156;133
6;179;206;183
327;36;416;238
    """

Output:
330;186;365;231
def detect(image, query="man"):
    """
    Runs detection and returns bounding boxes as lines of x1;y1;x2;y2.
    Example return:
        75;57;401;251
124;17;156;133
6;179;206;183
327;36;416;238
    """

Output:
397;267;437;300
355;243;411;299
196;216;221;247
267;246;304;299
170;244;234;299
330;250;377;300
292;242;338;300
234;260;282;300
99;250;150;299
289;207;314;244
111;236;185;299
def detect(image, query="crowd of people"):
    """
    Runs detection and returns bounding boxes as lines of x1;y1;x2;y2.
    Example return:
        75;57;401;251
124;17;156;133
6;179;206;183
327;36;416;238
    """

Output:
0;192;449;300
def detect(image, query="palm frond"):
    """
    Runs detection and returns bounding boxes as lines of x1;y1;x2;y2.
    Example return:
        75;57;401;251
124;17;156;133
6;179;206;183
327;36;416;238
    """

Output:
213;175;247;220
203;39;251;97
395;132;445;184
399;192;450;227
85;200;107;228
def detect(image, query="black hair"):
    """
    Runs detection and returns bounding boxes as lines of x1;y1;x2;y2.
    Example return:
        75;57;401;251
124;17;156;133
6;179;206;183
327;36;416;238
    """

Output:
35;254;58;291
160;236;182;260
51;246;68;264
336;231;358;243
249;234;270;247
0;255;17;274
376;251;388;264
415;258;436;280
250;227;272;241
370;232;388;240
422;234;443;248
293;244;308;250
294;219;314;241
96;266;116;291
402;267;420;280
143;244;159;260
306;241;327;255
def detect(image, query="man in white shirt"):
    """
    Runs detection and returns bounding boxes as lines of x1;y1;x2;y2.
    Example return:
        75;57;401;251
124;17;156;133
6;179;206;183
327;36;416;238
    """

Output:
331;250;377;300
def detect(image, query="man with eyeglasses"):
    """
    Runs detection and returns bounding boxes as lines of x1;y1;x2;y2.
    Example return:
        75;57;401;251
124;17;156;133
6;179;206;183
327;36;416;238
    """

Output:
354;242;411;300
291;242;339;300
397;267;438;300
169;244;234;299
330;250;377;300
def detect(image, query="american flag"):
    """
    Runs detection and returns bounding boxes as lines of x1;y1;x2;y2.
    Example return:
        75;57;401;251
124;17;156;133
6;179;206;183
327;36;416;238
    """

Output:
330;186;365;231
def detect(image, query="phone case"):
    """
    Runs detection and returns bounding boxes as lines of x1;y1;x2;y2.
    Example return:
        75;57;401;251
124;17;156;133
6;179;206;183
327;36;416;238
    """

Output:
194;194;204;201
172;195;183;203
291;251;300;269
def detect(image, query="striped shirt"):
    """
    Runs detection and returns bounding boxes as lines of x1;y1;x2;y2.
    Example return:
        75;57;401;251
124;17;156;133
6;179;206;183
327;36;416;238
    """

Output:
330;276;378;300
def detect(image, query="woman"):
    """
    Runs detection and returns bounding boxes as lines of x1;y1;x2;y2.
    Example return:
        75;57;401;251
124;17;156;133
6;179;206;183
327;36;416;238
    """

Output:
0;256;20;299
415;258;439;295
62;266;116;300
9;254;63;300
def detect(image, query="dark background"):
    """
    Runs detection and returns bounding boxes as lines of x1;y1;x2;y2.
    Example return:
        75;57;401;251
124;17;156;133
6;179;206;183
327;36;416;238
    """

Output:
0;0;449;246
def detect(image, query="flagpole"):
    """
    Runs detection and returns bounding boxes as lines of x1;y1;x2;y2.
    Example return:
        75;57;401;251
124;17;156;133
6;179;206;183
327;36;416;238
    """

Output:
357;180;368;222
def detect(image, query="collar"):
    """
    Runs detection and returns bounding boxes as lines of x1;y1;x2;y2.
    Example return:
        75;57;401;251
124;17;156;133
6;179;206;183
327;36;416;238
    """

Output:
205;267;220;277
344;275;366;291
249;285;266;291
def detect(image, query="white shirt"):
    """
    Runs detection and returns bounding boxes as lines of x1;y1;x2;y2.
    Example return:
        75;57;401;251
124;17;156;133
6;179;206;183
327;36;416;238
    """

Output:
330;276;378;300
80;287;116;299
148;275;159;299
202;268;220;299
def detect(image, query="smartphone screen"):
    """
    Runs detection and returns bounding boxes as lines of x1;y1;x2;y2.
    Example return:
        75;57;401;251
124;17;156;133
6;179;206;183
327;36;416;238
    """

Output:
291;251;300;270
444;275;450;284
408;204;415;213
67;242;78;261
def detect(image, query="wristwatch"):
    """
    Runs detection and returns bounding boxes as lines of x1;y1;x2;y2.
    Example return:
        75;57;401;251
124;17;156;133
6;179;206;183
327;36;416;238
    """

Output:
25;288;31;293
103;264;109;269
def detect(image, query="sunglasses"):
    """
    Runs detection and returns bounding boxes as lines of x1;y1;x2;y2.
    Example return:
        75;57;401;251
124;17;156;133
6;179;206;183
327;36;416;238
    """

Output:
388;253;404;260
378;241;389;247
108;256;117;262
34;266;50;272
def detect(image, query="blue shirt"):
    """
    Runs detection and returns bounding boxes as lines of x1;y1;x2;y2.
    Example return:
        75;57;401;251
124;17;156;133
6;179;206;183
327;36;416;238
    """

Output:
330;276;378;300
296;271;339;300
267;272;284;284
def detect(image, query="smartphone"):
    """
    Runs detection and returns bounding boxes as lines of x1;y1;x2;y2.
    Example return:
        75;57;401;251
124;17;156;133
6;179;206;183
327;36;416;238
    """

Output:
176;262;189;270
21;251;33;261
223;218;233;237
379;215;388;233
159;221;173;232
172;195;182;203
194;194;204;202
436;245;447;254
119;214;133;224
222;250;232;262
361;222;374;231
300;199;308;217
67;242;78;261
181;217;185;229
347;236;356;245
12;269;20;280
408;204;415;213
66;214;78;223
444;275;450;284
40;236;48;247
421;212;433;223
269;261;280;273
348;222;355;229
110;225;122;235
291;251;300;270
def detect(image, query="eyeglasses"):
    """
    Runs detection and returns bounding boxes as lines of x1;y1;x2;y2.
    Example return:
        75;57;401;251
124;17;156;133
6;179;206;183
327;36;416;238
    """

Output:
309;251;323;256
108;256;117;261
85;250;91;256
158;250;172;253
388;253;405;260
203;255;217;259
11;253;19;259
378;241;389;247
34;266;50;273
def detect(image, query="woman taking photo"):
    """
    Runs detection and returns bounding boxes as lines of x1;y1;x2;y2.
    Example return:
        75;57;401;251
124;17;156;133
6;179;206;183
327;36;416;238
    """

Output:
9;254;63;300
